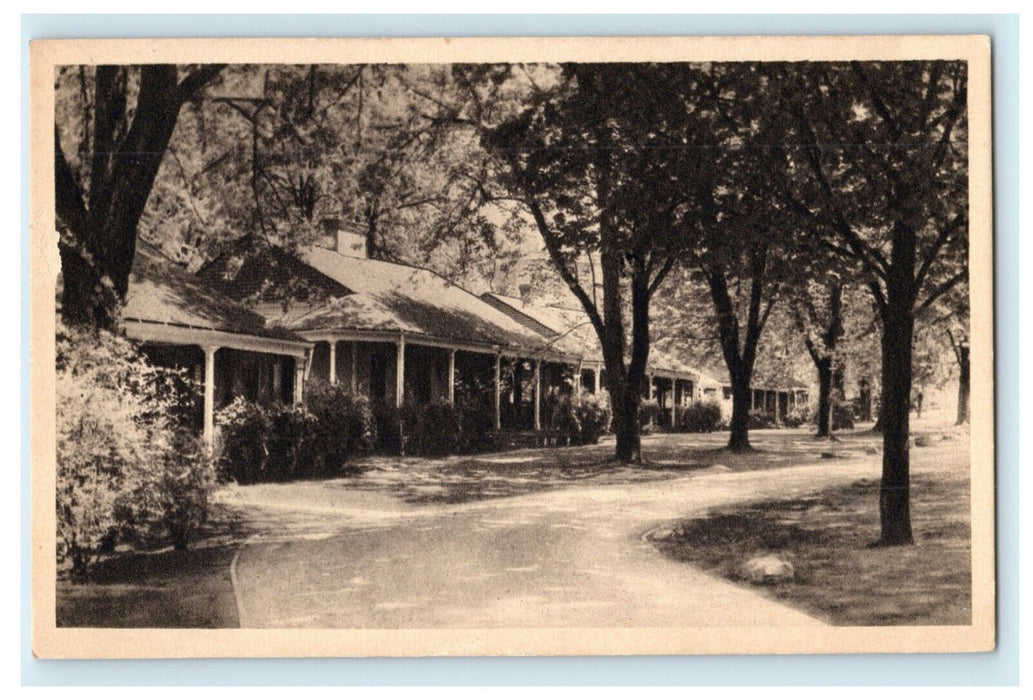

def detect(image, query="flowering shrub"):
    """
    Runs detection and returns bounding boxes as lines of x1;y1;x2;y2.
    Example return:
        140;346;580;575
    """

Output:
56;322;209;581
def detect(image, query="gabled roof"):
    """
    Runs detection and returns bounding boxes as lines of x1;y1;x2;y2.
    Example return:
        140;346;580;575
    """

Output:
124;241;307;343
199;240;572;357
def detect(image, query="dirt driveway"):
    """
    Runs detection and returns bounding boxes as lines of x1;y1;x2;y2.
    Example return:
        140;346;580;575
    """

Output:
219;430;889;628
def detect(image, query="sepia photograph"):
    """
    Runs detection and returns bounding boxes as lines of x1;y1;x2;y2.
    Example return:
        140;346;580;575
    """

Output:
29;35;994;658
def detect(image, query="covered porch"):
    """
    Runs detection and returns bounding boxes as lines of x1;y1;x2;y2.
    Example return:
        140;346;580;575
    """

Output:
126;321;312;446
301;330;583;434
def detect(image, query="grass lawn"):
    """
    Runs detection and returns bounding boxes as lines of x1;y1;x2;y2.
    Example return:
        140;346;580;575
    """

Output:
56;544;239;627
651;435;971;626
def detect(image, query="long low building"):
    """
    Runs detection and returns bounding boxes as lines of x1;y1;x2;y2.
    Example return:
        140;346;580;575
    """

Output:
126;228;810;442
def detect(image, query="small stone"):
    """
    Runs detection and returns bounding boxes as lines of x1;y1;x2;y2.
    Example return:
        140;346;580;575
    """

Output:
650;526;676;541
710;464;732;473
741;554;795;584
820;451;837;459
914;436;931;448
864;447;880;455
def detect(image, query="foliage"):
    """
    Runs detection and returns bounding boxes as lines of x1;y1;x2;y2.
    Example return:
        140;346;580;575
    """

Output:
217;386;375;483
408;401;464;457
54;64;225;329
573;394;611;445
454;372;499;453
783;405;811;429
678;401;724;433
747;410;777;430
304;381;376;470
638;400;661;433
55;321;210;581
215;397;271;484
154;431;217;550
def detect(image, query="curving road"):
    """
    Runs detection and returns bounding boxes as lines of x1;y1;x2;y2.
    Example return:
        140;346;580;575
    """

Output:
225;454;881;629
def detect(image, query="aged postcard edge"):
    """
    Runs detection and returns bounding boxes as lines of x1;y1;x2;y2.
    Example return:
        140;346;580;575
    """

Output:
29;34;995;659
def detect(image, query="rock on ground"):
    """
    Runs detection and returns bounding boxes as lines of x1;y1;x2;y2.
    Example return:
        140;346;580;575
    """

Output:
741;554;795;584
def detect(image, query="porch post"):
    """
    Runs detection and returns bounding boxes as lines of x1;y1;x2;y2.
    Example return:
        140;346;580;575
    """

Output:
673;380;681;428
350;342;358;392
395;333;406;408
594;364;602;394
576;361;583;401
328;340;337;385
493;352;502;430
202;346;217;447
533;359;542;431
293;355;305;405
447;349;456;404
648;373;655;401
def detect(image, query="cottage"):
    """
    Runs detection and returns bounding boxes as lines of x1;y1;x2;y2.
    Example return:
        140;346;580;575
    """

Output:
123;242;313;445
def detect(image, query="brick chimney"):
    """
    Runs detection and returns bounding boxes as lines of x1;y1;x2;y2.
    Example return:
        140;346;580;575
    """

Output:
518;283;533;304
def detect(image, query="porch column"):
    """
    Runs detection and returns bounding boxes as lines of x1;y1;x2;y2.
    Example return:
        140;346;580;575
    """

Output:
293;355;305;405
202;346;217;447
594;364;602;394
350;342;358;392
447;349;456;404
576;361;583;401
328;340;337;385
673;380;681;428
648;373;655;400
395;333;406;408
493;353;502;430
533;359;542;431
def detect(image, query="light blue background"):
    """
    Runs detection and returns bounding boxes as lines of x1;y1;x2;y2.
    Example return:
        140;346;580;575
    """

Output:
22;13;1019;686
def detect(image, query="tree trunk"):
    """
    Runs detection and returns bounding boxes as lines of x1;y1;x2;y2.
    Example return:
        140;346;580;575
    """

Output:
610;383;641;462
878;264;915;546
858;376;873;422
956;342;970;425
727;366;752;452
56;65;224;330
815;358;833;438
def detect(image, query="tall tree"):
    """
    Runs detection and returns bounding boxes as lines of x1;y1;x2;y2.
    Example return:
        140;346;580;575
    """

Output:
484;64;691;462
672;64;807;452
777;61;968;545
54;64;225;330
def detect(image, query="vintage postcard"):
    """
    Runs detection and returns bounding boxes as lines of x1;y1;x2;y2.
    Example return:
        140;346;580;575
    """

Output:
30;35;994;658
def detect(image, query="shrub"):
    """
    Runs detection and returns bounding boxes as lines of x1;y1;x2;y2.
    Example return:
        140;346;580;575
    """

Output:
372;401;404;455
809;400;856;431
454;377;496;453
304;381;375;472
215;397;271;484
678;401;723;433
638;399;660;433
549;396;582;446
153;430;217;550
782;406;809;428
266;404;319;481
55;322;206;581
748;409;777;429
573;394;611;445
409;401;463;456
